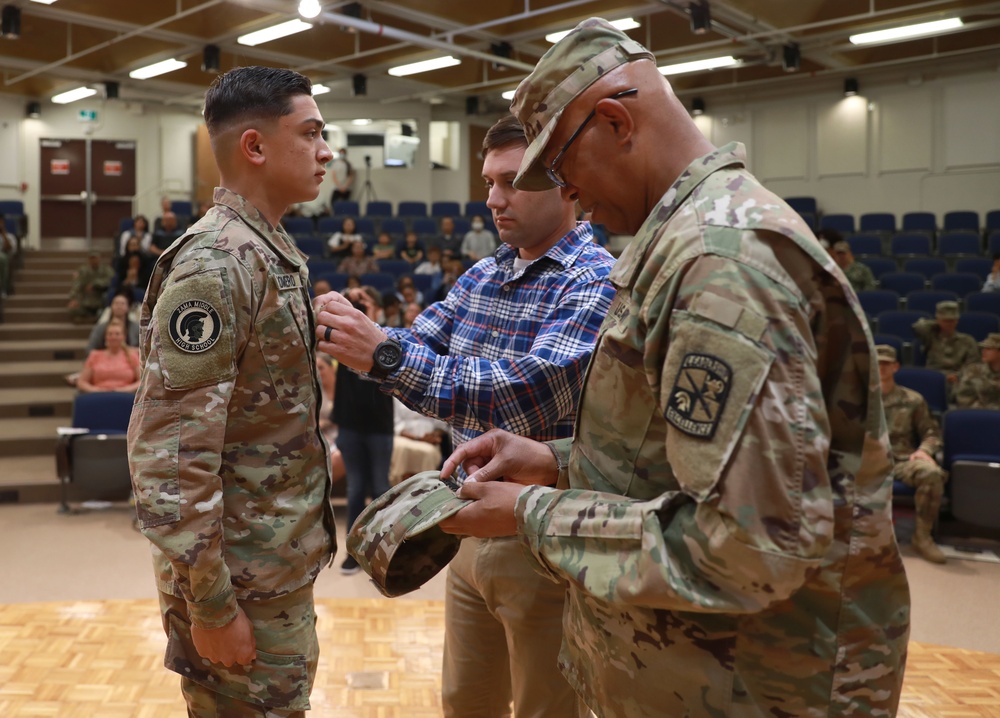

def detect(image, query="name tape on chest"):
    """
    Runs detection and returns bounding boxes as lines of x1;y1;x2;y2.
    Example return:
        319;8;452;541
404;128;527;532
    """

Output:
168;299;222;353
273;272;304;291
665;352;733;439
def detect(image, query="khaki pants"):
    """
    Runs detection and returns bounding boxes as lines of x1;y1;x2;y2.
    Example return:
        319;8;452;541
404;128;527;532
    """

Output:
158;584;319;717
442;536;589;718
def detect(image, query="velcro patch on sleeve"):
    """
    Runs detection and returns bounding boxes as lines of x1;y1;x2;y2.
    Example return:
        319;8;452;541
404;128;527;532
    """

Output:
155;268;237;390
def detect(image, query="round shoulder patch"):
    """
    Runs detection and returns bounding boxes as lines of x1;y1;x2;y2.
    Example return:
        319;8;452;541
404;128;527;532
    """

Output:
168;300;222;353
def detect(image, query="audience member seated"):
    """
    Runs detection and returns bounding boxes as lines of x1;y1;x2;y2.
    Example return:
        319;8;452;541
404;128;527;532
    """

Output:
371;231;396;260
912;301;980;385
117;214;152;256
115;236;154;297
397;230;425;267
188;200;212;225
77;320;141;394
461;214;498;261
382;294;404;328
327;216;363;259
403;301;421;327
984;253;1000;293
954;333;1000;409
815;227;842;252
878;344;948;563
432;216;463;259
831;240;876;293
395;274;424;307
337;240;379;278
0;215;13;297
434;257;466;303
311;278;332;298
152;195;172;233
388;398;448;486
315;354;346;483
87;292;140;353
150;211;183;256
67;252;114;323
415;244;444;295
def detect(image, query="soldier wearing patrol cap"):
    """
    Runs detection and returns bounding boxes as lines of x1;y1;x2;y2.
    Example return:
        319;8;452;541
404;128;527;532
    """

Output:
127;66;336;717
878;344;949;563
912;300;980;383
954;332;1000;409
436;17;910;718
831;239;876;292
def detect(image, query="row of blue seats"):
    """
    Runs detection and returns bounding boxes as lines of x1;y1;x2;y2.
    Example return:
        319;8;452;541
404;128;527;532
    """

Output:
284;215;491;239
846;232;1000;258
327;200;491;220
859;289;1000;317
861;258;993;282
310;271;436;299
869;309;999;345
783;199;1000;235
305;257;444;278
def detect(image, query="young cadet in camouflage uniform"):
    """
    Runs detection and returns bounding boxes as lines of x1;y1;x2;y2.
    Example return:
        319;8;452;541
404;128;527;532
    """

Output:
831;240;876;292
878;344;948;563
127;67;336;717
438;18;910;718
954;332;1000;409
912;300;980;383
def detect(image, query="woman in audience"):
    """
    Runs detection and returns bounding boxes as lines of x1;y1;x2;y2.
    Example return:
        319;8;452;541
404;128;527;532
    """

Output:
87;291;139;353
395;275;424;307
327;216;363;259
337;240;379;278
117;215;152;256
414;244;444;296
115;235;153;296
397;230;425;267
77;320;141;394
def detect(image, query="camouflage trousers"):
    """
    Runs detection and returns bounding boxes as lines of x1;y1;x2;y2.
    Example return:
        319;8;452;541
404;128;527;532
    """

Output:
158;583;319;717
893;458;948;523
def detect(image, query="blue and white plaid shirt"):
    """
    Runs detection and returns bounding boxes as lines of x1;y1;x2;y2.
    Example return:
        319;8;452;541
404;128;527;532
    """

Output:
383;222;616;449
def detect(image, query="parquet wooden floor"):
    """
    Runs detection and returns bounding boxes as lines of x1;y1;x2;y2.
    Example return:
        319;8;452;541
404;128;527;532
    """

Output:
0;599;997;717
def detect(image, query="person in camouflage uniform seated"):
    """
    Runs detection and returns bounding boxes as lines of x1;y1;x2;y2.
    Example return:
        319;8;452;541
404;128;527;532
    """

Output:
127;67;337;717
67;251;114;322
436;17;910;718
912;300;980;383
831;239;876;292
877;344;948;563
954;332;1000;409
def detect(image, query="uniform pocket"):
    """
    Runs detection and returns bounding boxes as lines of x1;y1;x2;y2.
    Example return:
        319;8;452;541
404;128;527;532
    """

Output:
255;301;314;412
129;399;181;528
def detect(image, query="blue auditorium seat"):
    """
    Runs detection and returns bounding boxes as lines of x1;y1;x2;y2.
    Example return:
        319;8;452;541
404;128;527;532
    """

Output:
783;196;818;215
848;233;883;257
937;231;981;257
306;258;337;277
170;200;193;217
876;310;930;342
333;200;360;217
943;409;1000;470
857;290;900;317
365;201;393;217
954;258;993;278
377;259;411;277
861;258;897;280
894;367;948;415
282;216;314;235
902;258;946;281
412;218;438;236
930;273;982;298
355;218;376;235
956;311;999;342
316;273;349;291
380;218;406;237
891;234;932;257
397;201;428;218
819;213;855;234
431;201;461;218
465;201;490;219
985;210;1000;233
317;216;341;235
295;237;326;257
901;212;936;235
880;272;926;296
965;292;1000;318
905;290;958;315
859;212;895;234
989;231;1000;256
943;211;979;233
359;272;396;295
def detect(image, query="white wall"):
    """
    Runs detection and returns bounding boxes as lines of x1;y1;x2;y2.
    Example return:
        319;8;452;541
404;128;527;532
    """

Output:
692;70;1000;223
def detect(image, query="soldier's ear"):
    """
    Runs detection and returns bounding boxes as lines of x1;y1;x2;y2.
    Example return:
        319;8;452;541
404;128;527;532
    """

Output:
239;129;266;166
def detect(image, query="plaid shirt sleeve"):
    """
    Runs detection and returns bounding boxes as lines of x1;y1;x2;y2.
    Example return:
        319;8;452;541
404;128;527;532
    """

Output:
384;225;616;442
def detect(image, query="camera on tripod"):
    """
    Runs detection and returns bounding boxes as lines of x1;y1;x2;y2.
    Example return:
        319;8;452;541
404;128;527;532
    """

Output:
364;155;372;168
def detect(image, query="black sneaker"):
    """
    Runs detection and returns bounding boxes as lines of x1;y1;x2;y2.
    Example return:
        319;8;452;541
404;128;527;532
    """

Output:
340;555;361;575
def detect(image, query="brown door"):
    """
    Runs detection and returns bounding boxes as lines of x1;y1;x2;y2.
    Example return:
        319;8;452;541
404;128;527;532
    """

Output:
39;138;136;242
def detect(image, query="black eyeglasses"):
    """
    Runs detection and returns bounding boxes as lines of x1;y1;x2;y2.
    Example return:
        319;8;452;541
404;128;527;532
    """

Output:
545;88;638;188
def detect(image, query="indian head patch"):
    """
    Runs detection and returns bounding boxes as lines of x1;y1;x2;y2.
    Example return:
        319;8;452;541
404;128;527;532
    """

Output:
168;299;222;353
665;353;732;439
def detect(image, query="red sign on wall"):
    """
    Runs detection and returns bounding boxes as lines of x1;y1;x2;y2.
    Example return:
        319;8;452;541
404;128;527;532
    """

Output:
103;160;123;176
50;159;70;175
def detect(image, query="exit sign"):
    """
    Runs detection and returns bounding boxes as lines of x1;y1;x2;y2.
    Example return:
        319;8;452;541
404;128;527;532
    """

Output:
78;109;97;122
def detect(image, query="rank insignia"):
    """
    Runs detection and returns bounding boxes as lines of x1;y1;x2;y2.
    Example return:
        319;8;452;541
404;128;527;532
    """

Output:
665;353;732;439
168;299;222;353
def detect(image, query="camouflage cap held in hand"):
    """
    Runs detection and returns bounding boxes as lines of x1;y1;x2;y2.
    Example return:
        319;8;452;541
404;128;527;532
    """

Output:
346;471;470;598
510;16;653;192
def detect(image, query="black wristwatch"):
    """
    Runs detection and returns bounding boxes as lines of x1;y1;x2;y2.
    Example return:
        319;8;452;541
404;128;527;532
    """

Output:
370;338;403;379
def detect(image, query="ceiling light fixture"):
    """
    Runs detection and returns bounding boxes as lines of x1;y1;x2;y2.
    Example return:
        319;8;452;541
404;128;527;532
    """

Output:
26;101;40;118
1;6;21;39
782;43;800;72
312;83;330;96
351;119;372;125
850;18;963;46
29;0;58;4
298;0;321;19
129;58;187;80
844;77;859;96
689;1;711;35
238;19;312;47
658;55;740;76
202;44;220;73
387;56;460;77
545;17;639;43
51;86;97;104
692;97;705;115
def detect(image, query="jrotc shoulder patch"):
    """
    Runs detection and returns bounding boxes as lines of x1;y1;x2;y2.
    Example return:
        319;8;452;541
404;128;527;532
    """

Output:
167;300;222;353
665;352;732;439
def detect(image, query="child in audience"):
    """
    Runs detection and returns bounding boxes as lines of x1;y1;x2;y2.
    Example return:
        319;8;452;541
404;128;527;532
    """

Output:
372;231;396;260
397;230;424;267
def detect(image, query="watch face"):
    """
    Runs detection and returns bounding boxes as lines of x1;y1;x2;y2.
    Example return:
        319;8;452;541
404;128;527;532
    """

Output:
376;341;402;370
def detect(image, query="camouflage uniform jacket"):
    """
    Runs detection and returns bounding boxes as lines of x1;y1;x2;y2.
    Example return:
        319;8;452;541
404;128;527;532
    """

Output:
514;144;910;717
127;187;336;629
953;362;1000;409
911;319;979;373
70;262;114;302
843;260;876;293
882;384;942;460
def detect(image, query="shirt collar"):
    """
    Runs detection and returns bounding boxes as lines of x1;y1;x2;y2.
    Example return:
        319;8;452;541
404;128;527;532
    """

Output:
494;221;595;270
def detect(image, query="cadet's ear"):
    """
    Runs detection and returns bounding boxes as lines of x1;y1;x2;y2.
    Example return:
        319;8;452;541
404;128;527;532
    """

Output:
239;129;266;166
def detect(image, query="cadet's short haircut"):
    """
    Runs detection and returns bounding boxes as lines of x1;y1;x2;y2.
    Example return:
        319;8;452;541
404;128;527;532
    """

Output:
482;114;526;157
203;66;313;138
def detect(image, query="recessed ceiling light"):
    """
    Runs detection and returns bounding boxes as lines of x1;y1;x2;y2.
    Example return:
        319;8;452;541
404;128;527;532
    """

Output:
29;0;58;4
51;87;97;104
546;18;640;44
501;90;515;100
129;58;187;80
351;119;372;125
238;19;313;47
850;18;964;46
312;84;330;96
298;0;321;19
387;56;461;77
658;55;741;76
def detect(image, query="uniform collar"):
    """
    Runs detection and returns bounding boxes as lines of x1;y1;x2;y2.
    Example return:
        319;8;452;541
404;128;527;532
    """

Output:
212;187;305;269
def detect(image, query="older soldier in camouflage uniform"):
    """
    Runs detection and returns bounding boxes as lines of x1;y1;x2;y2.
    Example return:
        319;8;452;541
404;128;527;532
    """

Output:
954;332;1000;409
438;18;910;718
878;344;948;563
127;67;336;717
67;251;114;322
831;240;876;292
912;300;979;383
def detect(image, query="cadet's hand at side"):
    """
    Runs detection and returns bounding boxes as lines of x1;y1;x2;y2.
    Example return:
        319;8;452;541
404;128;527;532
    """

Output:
440;429;558;486
191;607;256;667
438;480;523;537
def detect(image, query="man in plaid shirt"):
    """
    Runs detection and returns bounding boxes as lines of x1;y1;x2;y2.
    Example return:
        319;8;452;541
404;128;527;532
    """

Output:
315;114;615;718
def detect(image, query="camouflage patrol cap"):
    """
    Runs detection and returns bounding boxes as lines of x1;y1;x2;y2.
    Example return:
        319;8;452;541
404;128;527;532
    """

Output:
346;471;470;598
875;344;898;363
936;300;960;319
510;17;654;191
980;332;1000;349
831;241;851;253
